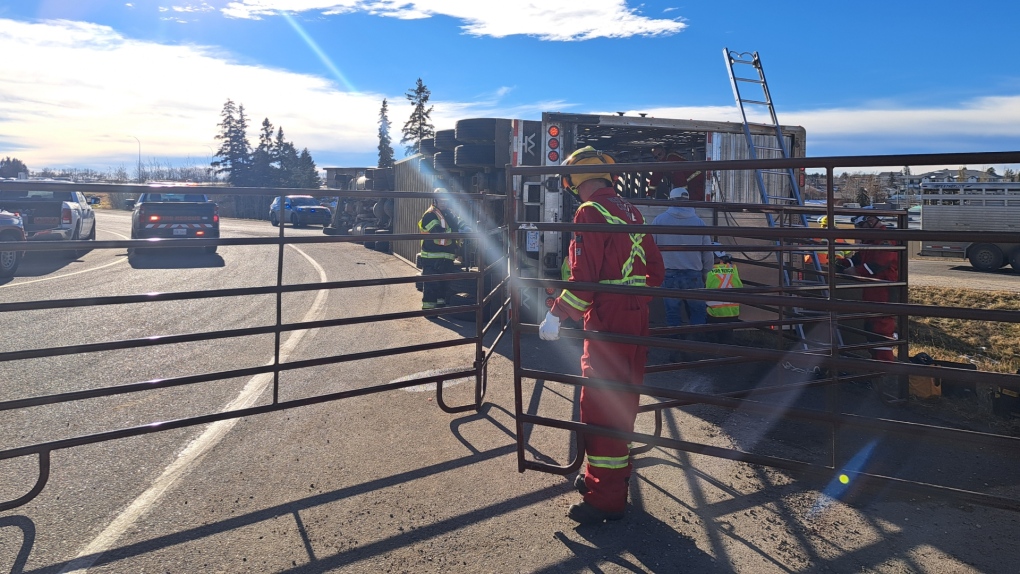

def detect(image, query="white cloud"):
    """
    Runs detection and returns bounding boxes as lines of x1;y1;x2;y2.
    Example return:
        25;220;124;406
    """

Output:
0;19;389;170
172;3;216;13
220;0;686;41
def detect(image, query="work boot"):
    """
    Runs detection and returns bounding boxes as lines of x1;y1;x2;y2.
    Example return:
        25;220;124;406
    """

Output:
574;473;629;498
568;501;625;525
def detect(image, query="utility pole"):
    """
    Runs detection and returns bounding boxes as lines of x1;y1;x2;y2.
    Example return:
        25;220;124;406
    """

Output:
131;135;142;183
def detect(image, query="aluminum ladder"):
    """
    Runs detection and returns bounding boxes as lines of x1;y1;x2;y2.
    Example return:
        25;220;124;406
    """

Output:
723;48;842;354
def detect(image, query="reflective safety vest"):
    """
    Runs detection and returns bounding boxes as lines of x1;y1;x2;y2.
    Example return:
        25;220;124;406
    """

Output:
706;264;742;318
418;206;457;260
559;200;648;314
804;238;853;266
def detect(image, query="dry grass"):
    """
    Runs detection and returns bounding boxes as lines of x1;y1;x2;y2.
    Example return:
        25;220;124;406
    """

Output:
909;287;1020;374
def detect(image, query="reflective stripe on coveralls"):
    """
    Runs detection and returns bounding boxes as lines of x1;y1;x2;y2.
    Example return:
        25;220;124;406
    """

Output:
560;201;648;318
419;206;456;259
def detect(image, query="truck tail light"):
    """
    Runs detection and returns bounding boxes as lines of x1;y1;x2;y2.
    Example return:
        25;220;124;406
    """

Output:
149;214;161;222
213;205;219;223
195;230;205;236
61;207;72;224
546;124;561;163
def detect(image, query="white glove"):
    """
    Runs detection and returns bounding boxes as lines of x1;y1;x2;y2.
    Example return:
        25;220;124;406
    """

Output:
538;311;561;341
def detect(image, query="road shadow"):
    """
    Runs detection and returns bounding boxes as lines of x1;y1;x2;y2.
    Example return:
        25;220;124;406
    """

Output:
948;265;1018;277
8;251;87;277
0;515;35;574
127;250;225;269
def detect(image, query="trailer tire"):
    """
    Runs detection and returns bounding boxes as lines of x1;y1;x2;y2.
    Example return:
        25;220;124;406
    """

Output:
1010;249;1020;274
373;229;391;254
434;129;457;151
454;144;496;168
418;138;437;156
362;226;378;249
454;118;509;144
968;243;1003;272
434;151;457;171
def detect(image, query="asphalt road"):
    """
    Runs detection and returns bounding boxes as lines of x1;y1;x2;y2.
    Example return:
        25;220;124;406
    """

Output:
1;211;1019;573
908;258;1020;292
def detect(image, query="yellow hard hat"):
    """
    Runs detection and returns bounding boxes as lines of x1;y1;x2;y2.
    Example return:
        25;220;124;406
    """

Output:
561;146;614;194
818;215;828;227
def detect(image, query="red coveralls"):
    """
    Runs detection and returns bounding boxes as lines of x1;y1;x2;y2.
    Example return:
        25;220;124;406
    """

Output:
549;187;665;513
649;152;707;201
847;226;900;361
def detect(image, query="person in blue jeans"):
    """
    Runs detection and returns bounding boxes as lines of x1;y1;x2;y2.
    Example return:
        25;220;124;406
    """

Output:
652;187;714;337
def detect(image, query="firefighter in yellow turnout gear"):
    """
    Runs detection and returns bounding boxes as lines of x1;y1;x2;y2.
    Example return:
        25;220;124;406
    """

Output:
418;188;460;310
705;248;742;343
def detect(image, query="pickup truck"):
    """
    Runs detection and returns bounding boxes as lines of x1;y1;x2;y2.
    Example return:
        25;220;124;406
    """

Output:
0;189;97;248
130;192;219;254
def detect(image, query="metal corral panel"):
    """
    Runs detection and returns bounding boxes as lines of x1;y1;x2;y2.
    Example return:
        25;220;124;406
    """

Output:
392;155;435;266
709;132;798;205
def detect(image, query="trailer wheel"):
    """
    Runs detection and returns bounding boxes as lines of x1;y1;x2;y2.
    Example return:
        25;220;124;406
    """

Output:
454;144;496;168
455;118;510;144
1010;249;1020;274
968;243;1003;272
434;129;457;151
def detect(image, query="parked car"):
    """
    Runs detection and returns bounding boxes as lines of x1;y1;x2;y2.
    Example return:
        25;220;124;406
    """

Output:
0;209;27;277
270;195;332;227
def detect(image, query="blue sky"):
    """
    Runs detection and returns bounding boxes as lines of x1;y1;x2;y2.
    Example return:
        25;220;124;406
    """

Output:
1;1;1018;175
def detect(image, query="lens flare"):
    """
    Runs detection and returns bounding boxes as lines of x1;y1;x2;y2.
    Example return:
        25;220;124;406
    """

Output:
279;11;357;93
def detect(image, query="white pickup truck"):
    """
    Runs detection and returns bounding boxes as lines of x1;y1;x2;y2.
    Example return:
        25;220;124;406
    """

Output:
0;189;97;245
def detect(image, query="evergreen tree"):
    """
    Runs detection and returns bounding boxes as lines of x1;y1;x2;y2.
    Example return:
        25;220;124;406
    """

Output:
212;99;252;187
0;156;28;178
377;98;395;168
274;127;300;187
251;118;277;188
400;78;435;156
295;148;322;189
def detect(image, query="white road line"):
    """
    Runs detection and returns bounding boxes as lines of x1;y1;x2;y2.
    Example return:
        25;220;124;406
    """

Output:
60;244;330;574
1;229;131;290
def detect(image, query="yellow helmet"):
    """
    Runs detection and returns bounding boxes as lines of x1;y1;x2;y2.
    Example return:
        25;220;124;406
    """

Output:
561;146;614;194
818;215;828;227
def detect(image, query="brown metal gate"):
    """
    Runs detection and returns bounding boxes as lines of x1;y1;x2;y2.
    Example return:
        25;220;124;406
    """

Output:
508;151;1020;511
0;183;510;512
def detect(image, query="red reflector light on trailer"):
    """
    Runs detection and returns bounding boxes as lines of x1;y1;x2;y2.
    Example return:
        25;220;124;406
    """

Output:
548;125;560;137
548;151;559;162
545;287;555;295
545;297;555;308
548;138;559;149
